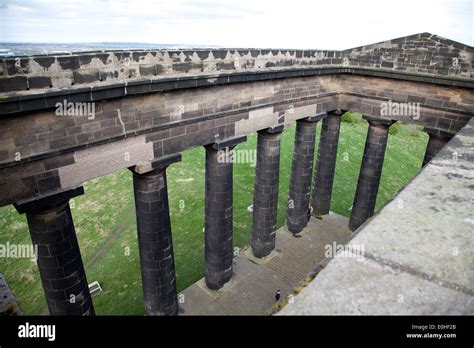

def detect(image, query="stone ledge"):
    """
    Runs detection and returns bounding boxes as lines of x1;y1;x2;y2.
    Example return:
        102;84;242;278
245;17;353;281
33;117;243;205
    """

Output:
130;153;182;174
279;118;474;315
278;252;473;315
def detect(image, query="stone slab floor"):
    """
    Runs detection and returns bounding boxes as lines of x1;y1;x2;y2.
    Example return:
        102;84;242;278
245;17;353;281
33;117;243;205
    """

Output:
179;212;351;315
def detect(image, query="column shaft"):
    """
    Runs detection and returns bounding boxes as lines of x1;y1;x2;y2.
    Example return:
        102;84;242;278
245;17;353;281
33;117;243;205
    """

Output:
131;157;179;316
286;118;319;234
15;188;94;316
311;111;342;216
349;119;393;231
251;127;283;258
204;145;234;290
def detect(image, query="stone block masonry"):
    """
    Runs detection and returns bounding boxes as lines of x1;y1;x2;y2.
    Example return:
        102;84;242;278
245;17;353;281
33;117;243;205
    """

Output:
129;154;181;315
286;114;326;234
349;116;394;231
0;33;471;94
204;136;246;290
14;187;94;316
311;110;343;216
251;126;284;258
0;69;472;207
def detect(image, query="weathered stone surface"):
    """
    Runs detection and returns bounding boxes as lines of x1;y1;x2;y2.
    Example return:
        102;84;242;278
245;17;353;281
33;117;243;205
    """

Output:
0;33;471;95
352;120;474;291
279;119;474;315
279;253;473;315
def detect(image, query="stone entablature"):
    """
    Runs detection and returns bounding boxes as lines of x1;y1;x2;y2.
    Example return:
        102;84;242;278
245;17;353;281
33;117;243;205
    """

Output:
0;69;472;207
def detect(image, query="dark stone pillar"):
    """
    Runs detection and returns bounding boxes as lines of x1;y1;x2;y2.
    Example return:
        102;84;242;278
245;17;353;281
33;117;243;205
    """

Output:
422;128;453;167
204;136;246;290
251;126;284;258
349;116;395;231
130;154;181;316
286;114;326;234
311;110;343;217
14;187;95;316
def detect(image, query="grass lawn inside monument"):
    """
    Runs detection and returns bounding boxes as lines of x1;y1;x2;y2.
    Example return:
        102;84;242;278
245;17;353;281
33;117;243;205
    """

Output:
0;113;428;315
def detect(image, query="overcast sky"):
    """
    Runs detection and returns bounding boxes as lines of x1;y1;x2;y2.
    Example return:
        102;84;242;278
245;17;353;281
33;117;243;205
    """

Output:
0;0;472;49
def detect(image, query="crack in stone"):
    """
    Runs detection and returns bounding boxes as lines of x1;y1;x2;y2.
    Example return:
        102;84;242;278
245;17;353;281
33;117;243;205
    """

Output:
359;250;474;297
117;109;126;134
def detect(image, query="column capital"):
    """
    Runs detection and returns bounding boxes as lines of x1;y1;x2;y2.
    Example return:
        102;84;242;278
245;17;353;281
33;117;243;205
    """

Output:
130;154;182;175
423;127;454;140
328;108;346;116
14;187;84;214
422;128;453;167
363;115;395;127
258;125;284;134
207;135;247;150
301;112;327;123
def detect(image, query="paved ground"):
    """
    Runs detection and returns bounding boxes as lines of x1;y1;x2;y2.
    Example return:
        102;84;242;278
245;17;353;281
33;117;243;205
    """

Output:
280;119;474;315
179;212;351;315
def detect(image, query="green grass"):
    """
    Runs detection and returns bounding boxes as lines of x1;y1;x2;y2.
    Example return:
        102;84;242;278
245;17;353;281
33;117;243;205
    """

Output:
0;114;428;315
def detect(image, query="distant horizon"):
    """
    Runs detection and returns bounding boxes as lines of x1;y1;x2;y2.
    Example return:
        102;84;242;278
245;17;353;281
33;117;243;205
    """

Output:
1;31;472;53
1;0;472;50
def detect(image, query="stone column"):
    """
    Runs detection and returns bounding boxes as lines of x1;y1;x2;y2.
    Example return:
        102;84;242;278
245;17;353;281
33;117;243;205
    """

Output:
14;187;94;316
129;154;181;316
349;116;395;231
204;136;246;290
286;114;326;234
311;110;343;217
422;128;453;167
251;126;284;258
